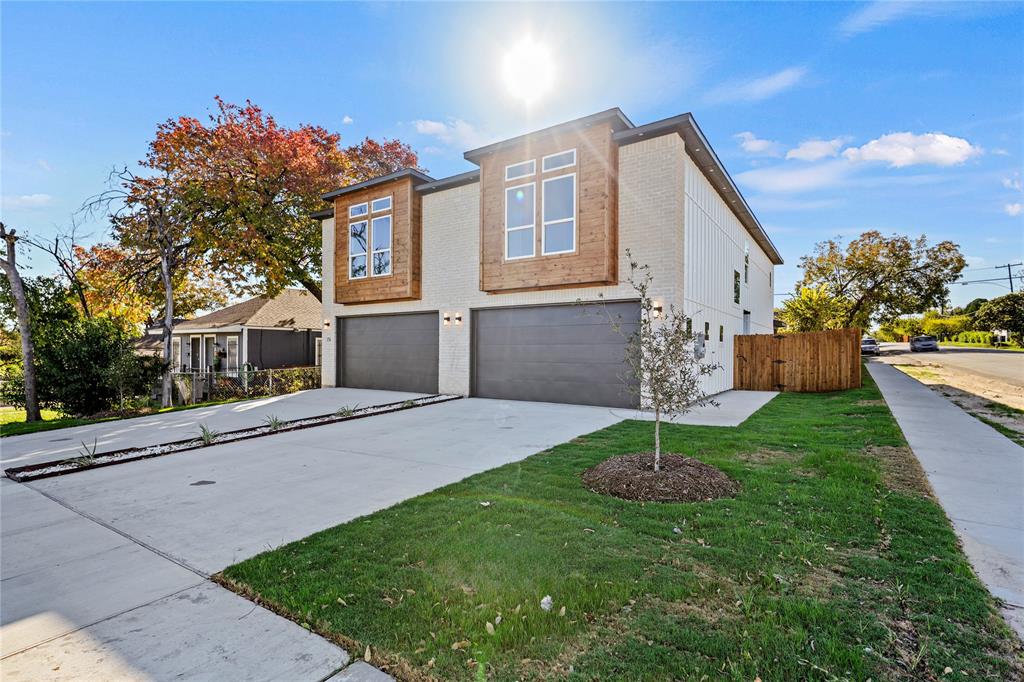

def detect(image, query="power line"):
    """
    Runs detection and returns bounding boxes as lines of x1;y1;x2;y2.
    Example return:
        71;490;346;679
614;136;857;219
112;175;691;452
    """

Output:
959;262;1022;292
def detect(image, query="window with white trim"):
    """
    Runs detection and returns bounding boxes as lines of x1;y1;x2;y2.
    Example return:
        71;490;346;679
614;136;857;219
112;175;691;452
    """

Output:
349;220;368;278
542;148;576;173
542;173;575;254
744;243;750;284
505;183;535;259
314;337;323;366
371;215;392;276
505;159;535;182
226;336;239;372
349;202;368;218
734;270;741;304
171;337;182;372
371;196;391;213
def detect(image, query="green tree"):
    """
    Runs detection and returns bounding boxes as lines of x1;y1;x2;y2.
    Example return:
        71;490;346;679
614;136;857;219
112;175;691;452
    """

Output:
797;231;966;328
973;293;1024;344
778;285;843;332
963;297;988;316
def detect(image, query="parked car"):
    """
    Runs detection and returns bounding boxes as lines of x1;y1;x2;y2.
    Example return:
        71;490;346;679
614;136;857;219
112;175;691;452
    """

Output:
909;335;939;352
861;336;880;355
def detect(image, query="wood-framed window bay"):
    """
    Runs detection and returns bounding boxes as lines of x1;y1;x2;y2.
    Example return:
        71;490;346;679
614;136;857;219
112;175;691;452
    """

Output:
349;194;393;280
503;148;577;261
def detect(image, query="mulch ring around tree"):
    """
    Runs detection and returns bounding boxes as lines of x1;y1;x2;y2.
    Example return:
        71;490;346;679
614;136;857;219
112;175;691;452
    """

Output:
581;452;740;503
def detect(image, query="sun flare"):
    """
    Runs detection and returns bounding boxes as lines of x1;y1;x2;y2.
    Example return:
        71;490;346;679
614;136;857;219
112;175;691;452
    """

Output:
501;36;555;106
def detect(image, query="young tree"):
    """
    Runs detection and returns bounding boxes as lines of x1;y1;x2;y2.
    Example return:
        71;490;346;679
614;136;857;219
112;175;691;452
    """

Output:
973;293;1024;344
798;231;966;328
150;98;418;300
778;285;843;332
599;254;719;472
0;223;41;421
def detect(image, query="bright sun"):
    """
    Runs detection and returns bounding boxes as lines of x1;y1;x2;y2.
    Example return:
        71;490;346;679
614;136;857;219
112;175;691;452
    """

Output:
501;36;555;106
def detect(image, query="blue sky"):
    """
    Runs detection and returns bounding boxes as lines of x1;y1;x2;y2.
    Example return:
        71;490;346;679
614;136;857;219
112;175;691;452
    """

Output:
2;1;1022;307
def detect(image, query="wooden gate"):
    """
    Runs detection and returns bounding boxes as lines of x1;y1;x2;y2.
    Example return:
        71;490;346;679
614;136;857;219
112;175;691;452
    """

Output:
734;328;862;392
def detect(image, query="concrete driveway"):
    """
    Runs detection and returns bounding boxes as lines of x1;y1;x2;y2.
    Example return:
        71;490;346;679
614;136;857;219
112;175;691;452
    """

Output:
1;387;425;471
1;396;626;679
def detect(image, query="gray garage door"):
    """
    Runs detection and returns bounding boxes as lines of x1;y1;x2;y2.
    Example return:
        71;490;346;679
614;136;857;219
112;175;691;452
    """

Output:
339;312;439;394
472;302;640;408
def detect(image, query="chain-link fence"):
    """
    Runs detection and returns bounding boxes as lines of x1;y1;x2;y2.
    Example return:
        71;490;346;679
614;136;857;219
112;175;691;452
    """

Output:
172;366;321;405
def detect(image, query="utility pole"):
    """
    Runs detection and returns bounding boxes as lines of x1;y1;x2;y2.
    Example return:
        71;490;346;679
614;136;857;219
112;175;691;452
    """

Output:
959;262;1023;291
1010;263;1016;293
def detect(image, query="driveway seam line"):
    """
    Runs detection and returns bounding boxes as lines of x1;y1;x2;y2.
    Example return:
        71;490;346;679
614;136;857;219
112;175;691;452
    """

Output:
0;580;207;660
23;481;210;580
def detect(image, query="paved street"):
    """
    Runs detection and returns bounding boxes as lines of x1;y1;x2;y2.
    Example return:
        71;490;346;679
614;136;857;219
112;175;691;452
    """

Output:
874;342;1024;388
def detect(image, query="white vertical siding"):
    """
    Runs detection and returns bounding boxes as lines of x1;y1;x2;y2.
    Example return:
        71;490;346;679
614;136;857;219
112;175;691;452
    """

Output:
682;154;775;394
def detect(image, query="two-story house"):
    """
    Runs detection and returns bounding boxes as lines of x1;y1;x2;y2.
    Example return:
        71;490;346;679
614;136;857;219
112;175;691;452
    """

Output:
313;109;783;409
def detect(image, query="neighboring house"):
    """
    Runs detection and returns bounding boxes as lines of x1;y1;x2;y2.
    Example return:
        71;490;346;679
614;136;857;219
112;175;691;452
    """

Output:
169;289;323;372
134;319;187;356
314;108;783;408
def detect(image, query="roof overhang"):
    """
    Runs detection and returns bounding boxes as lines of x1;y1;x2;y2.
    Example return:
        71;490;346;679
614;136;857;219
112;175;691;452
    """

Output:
614;113;783;265
321;168;435;202
463;108;634;162
417;169;480;195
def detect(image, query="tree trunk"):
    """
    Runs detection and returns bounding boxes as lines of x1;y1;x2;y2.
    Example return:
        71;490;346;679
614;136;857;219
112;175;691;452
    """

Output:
654;405;661;473
1;228;41;421
160;246;174;408
295;273;322;302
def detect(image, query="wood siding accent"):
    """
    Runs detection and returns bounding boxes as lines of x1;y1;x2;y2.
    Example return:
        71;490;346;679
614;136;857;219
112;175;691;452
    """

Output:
333;177;421;305
477;122;618;293
734;328;862;392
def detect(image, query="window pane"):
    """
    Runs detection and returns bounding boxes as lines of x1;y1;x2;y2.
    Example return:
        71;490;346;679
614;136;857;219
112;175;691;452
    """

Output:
543;175;574;222
350;255;367;278
543;149;575;171
506;184;534;228
505;160;535;180
373;251;391;275
350;221;367;255
371;216;391;251
507;227;534;258
544;220;574;253
371;196;391;213
349;203;368;218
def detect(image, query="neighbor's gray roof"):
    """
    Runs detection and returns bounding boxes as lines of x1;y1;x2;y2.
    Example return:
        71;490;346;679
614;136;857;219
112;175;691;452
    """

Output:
321;168;434;201
174;289;322;331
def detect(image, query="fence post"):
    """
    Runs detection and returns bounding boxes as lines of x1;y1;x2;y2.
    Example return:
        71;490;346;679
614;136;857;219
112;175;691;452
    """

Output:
191;371;198;404
268;367;274;394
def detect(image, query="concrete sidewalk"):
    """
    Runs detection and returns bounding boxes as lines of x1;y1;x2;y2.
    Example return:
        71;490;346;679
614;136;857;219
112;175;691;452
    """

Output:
867;362;1024;636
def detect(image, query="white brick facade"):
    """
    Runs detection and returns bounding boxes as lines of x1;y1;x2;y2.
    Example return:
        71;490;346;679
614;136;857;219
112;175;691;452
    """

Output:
321;133;775;398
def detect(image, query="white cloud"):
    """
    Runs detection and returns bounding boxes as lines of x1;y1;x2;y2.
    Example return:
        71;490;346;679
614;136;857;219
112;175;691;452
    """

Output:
342;115;354;125
1001;174;1022;191
786;137;850;162
751;197;843;212
734;132;783;157
412;118;492;150
992;148;1011;156
1005;203;1023;217
839;2;922;36
3;193;53;209
37;159;53;171
841;132;981;168
736;160;850;194
705;66;808;104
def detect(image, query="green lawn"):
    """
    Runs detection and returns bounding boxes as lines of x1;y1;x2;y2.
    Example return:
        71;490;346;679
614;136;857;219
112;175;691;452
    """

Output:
220;376;1022;680
0;398;249;438
939;341;1024;352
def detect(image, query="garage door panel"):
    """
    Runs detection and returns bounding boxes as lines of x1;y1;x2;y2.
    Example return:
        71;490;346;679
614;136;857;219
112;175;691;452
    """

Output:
472;302;640;408
340;313;439;394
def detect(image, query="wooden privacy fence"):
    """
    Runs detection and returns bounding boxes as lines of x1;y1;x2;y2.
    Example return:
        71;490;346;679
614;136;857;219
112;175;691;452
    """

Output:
734;328;862;392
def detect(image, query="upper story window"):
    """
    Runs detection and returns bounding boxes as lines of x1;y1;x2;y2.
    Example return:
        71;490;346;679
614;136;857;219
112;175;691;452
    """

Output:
371;214;392;276
542;173;576;255
505;183;535;259
349;202;368;219
349;220;368;279
542;149;576;173
733;270;741;304
505;160;535;182
371;196;392;213
744;243;750;284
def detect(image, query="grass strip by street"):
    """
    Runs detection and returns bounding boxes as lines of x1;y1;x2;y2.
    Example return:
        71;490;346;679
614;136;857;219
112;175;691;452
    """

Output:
0;398;252;438
939;342;1024;352
219;375;1022;681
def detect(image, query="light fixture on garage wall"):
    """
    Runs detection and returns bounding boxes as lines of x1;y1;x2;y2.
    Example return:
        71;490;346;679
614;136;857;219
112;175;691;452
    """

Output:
652;303;663;319
454;313;463;326
323;319;331;329
443;313;452;326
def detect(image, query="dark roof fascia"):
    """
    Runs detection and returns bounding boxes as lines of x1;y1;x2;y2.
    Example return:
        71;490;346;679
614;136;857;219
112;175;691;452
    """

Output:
463;108;634;162
416;169;480;195
310;207;334;220
321;168;435;201
614;113;784;266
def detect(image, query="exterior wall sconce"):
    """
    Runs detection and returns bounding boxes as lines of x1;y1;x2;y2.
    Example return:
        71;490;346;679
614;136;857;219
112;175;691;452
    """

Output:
323;319;331;329
652;304;664;319
443;313;452;326
454;313;463;326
